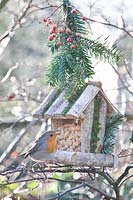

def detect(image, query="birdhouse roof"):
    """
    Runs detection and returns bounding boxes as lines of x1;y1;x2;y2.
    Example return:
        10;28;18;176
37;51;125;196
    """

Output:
33;83;116;119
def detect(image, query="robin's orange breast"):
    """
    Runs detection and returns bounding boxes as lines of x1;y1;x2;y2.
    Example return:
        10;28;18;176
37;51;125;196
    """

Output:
46;133;57;153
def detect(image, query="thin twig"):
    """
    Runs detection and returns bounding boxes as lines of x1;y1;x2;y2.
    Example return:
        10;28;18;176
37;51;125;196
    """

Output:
116;165;133;185
119;175;133;188
110;64;133;95
27;4;58;16
0;166;97;176
0;97;42;103
123;60;133;80
0;177;44;187
0;0;32;45
47;183;85;200
88;18;133;39
85;182;116;200
0;115;30;136
118;153;133;158
0;63;18;86
48;4;63;18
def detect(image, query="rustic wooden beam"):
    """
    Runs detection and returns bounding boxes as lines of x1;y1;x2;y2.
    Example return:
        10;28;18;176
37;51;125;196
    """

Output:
31;150;118;168
80;100;94;153
32;88;58;118
45;92;65;117
99;89;115;115
96;97;107;152
67;85;99;118
55;151;118;167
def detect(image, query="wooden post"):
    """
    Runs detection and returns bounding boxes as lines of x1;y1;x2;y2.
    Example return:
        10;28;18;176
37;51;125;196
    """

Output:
81;100;94;153
96;97;107;152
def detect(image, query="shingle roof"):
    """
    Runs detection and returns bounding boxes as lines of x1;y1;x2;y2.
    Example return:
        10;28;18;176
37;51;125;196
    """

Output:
33;84;116;119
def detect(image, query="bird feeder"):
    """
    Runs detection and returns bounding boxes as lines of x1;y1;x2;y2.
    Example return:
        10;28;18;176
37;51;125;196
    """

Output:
33;82;118;167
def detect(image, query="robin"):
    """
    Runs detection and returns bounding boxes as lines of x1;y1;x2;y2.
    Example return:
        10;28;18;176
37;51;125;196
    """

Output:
21;130;58;162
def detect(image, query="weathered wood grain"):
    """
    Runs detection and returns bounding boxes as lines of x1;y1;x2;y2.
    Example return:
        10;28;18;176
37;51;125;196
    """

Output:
80;100;94;153
33;88;58;118
96;97;107;152
67;85;99;118
45;92;65;117
30;150;117;168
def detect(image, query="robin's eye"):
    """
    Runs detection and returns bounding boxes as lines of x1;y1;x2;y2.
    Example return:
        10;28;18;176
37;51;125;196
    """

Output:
50;134;53;137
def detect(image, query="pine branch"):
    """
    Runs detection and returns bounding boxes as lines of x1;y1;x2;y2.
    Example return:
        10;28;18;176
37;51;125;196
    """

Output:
82;38;122;64
102;113;123;154
47;0;123;100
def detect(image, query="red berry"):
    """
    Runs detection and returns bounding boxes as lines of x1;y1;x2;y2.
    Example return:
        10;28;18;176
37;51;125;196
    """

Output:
76;32;81;37
53;24;57;30
82;16;87;21
59;28;64;33
48;35;54;41
8;93;16;100
67;37;73;42
50;28;57;34
56;41;61;46
71;9;77;14
43;18;48;23
66;28;71;34
49;19;54;25
70;44;75;49
52;33;56;38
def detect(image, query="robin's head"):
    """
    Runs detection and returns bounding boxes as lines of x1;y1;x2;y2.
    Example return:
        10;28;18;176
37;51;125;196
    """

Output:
43;130;57;141
42;131;58;153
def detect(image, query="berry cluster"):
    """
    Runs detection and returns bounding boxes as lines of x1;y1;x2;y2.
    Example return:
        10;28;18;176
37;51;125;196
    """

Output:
43;10;87;49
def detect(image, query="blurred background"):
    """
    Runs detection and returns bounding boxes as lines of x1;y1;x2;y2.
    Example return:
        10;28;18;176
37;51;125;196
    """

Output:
0;0;132;199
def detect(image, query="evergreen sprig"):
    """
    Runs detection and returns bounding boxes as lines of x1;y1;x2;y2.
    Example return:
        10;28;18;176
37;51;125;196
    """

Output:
102;113;124;154
47;0;122;100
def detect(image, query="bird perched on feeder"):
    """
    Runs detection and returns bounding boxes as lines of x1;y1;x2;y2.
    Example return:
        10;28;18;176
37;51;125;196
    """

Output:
6;131;58;181
21;130;58;162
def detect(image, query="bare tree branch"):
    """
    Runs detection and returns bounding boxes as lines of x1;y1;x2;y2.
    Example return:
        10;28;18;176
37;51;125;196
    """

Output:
0;0;32;55
0;174;116;200
110;64;133;95
87;17;133;39
85;182;116;200
0;63;18;86
123;60;133;80
47;183;85;200
0;119;37;164
119;153;133;158
27;4;59;17
0;0;10;10
116;165;133;186
119;175;133;188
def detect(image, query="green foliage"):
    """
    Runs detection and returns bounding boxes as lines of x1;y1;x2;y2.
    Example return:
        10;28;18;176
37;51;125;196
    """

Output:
63;0;87;35
102;113;124;154
82;38;122;64
27;181;38;190
90;97;101;152
47;0;122;100
0;182;19;196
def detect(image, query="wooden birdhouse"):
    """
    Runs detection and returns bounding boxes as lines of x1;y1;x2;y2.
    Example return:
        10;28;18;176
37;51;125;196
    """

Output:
33;82;117;155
